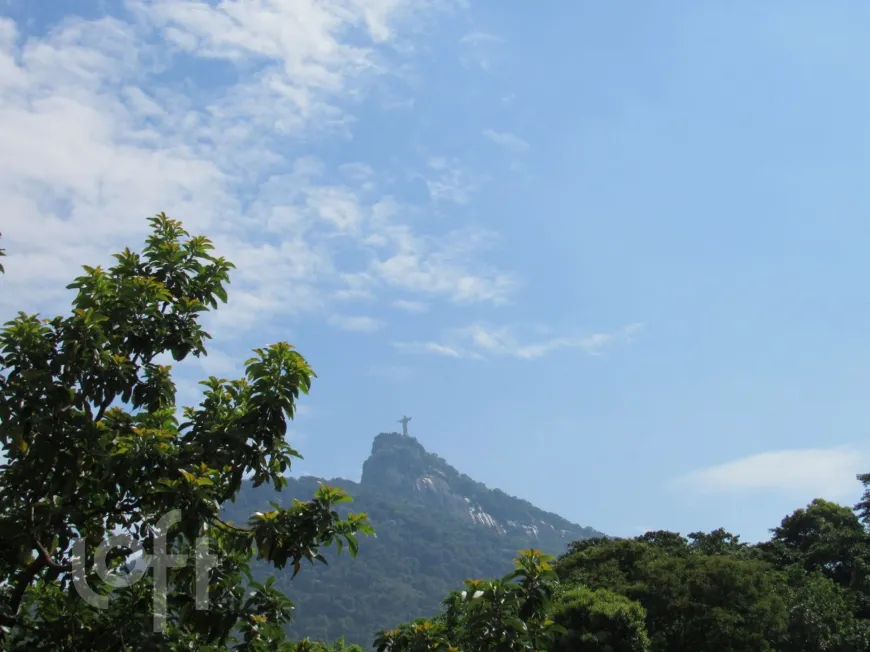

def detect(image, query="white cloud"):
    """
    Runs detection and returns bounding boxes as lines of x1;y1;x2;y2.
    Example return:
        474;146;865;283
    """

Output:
393;299;429;313
459;31;503;45
394;341;463;358
328;313;385;333
458;31;503;72
512;325;643;359
425;157;477;204
395;322;643;360
0;2;514;339
135;0;407;75
339;162;377;190
482;129;529;154
366;221;515;304
676;447;867;500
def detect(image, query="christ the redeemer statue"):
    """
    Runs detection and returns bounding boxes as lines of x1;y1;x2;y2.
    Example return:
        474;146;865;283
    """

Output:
398;415;412;437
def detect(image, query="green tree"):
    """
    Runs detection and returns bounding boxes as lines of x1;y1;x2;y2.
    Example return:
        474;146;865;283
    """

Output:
641;553;788;651
761;498;868;588
556;538;655;596
857;473;870;530
375;549;566;652
555;534;790;652
0;214;372;650
372;618;449;652
635;531;687;555
551;586;649;652
289;637;366;652
779;566;870;652
686;528;748;557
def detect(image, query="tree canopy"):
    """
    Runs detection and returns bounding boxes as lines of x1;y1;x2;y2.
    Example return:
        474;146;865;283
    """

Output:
0;215;372;650
371;477;870;652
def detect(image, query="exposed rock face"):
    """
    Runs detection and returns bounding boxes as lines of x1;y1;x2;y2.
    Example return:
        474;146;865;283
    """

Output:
359;432;600;545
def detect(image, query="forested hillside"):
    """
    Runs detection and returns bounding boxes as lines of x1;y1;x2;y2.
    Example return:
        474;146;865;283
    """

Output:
223;432;603;645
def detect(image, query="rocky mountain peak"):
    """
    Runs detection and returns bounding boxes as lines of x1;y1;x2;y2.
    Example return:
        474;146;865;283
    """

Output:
360;432;443;491
359;431;602;543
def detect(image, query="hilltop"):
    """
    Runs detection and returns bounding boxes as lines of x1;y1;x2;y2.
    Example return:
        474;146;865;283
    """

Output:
224;431;603;646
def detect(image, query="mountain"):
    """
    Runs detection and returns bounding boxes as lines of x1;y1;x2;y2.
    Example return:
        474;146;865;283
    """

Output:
223;432;604;647
360;433;602;544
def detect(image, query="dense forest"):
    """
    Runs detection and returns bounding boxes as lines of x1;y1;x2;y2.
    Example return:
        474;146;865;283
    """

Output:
234;476;870;651
1;217;870;651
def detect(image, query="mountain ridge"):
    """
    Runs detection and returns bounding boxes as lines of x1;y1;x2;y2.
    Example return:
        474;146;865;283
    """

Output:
224;430;603;646
358;431;599;543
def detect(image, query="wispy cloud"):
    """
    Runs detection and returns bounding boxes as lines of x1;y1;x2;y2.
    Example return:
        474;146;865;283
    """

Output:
394;341;464;358
328;314;385;333
395;322;643;360
425;157;477;204
675;447;867;500
0;2;514;341
458;31;504;72
482;129;530;154
366;223;515;304
393;299;429;313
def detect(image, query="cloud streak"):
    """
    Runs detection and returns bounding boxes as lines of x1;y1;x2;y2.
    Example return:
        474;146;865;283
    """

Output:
676;447;867;500
394;322;643;360
482;129;530;154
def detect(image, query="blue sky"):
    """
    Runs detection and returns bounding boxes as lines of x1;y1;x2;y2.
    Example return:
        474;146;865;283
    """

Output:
2;0;869;543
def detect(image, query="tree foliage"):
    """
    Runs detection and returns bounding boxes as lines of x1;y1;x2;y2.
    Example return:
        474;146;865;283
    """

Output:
857;473;870;530
551;585;649;652
760;498;867;588
374;549;566;652
371;478;870;652
0;214;372;650
546;495;870;652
